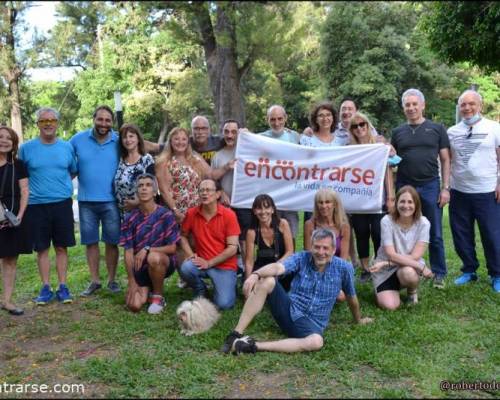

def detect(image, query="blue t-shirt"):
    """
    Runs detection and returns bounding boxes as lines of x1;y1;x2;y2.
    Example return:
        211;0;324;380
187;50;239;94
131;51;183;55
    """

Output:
19;138;77;204
259;129;300;144
70;128;119;202
282;251;356;332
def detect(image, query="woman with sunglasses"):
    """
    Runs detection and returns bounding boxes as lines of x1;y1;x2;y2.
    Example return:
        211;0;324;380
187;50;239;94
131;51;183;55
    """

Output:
348;112;395;282
369;185;434;308
0;126;30;316
244;194;294;292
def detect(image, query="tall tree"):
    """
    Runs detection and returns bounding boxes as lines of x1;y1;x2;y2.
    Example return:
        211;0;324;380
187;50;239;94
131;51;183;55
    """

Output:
421;2;500;72
0;1;27;141
150;2;298;130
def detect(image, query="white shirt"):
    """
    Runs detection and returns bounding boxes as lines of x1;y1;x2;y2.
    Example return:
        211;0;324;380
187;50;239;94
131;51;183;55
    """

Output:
447;117;500;193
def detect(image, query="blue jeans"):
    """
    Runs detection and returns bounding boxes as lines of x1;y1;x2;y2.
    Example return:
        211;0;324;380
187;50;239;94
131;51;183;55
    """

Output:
397;178;447;277
449;190;500;278
179;260;237;310
78;201;121;245
266;279;323;338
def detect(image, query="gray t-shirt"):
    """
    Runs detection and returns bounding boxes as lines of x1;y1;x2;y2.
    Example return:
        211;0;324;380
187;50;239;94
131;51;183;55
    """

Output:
212;146;236;198
372;214;430;289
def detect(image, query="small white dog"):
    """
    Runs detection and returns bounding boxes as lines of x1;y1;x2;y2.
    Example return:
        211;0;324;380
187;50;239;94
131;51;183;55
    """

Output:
176;297;221;336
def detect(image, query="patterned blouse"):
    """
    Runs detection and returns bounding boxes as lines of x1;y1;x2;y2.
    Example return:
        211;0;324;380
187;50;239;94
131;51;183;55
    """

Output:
168;156;202;213
114;154;155;210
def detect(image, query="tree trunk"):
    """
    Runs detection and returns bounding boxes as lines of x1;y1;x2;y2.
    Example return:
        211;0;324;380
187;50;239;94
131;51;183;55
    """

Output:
193;3;246;133
9;75;23;141
1;4;24;143
157;109;169;144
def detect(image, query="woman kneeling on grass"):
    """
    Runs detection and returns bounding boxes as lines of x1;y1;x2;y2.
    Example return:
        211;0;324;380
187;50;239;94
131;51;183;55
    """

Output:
369;185;434;309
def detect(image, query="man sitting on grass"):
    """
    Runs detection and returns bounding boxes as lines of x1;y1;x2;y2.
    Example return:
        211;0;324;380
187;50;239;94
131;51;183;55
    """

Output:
119;174;179;314
221;228;373;355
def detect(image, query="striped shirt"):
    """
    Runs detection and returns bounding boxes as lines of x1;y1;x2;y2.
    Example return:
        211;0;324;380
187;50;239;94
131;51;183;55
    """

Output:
282;251;356;332
119;206;179;254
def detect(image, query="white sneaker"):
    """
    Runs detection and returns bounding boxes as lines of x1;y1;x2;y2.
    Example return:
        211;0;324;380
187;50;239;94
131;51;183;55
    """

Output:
147;295;165;314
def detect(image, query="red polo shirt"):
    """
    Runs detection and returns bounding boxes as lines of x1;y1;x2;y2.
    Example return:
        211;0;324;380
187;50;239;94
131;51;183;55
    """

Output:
182;204;241;271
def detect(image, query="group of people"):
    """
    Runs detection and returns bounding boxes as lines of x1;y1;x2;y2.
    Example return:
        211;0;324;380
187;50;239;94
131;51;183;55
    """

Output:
0;87;498;355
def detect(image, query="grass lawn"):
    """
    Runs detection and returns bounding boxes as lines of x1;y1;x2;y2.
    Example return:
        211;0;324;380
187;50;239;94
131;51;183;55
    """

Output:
1;207;499;398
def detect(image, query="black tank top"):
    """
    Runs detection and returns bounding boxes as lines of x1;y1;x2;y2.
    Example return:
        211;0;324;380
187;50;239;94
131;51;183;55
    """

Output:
254;226;286;270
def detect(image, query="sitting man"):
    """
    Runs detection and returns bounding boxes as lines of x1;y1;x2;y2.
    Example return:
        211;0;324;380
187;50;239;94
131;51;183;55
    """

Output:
179;179;240;310
119;173;179;314
221;228;373;355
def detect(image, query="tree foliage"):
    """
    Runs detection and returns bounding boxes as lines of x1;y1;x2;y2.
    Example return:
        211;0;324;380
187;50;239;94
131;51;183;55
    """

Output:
421;2;500;72
320;1;469;131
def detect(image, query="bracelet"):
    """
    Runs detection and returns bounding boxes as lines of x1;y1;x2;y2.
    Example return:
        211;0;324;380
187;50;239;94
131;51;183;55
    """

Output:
251;271;261;279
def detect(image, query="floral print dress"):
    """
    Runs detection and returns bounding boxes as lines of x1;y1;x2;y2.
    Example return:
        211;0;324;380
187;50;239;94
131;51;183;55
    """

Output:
168;156;201;213
114;154;155;211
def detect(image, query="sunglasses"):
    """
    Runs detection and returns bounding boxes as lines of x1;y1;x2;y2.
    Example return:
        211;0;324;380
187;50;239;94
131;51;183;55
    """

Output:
37;119;58;126
350;121;367;130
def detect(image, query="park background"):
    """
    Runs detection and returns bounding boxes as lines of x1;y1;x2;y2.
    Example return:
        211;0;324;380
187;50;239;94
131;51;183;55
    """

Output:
1;1;499;398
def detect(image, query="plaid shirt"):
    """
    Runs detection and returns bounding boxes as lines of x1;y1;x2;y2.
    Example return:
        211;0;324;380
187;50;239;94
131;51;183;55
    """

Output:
282;252;356;332
119;206;179;254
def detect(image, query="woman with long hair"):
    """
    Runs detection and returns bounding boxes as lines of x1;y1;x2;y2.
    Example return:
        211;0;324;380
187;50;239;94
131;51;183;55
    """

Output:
369;185;434;309
304;188;350;259
155;127;212;223
114;123;155;216
244;194;293;287
348;112;395;282
0;126;30;315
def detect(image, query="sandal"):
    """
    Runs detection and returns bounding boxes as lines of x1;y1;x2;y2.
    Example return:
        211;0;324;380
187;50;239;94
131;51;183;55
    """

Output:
1;304;24;316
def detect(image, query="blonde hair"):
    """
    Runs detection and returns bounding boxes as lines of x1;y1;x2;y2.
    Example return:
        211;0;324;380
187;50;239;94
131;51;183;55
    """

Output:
156;127;204;176
348;112;376;145
312;188;348;229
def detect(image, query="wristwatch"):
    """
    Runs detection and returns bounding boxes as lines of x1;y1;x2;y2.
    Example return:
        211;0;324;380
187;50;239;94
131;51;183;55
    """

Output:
442;185;451;191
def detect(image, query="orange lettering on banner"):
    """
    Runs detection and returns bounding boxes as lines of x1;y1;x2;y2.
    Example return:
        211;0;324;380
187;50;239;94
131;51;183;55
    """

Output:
243;159;377;185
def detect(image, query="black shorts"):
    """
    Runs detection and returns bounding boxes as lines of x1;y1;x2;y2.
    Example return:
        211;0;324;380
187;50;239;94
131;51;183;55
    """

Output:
376;271;401;293
133;257;176;288
28;198;76;252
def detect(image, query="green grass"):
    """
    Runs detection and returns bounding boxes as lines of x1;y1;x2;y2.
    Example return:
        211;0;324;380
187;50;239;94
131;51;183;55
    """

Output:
0;208;499;398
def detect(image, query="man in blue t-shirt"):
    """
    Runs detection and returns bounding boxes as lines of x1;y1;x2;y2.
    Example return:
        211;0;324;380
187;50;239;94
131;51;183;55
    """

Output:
19;107;77;305
221;228;373;355
70;105;121;296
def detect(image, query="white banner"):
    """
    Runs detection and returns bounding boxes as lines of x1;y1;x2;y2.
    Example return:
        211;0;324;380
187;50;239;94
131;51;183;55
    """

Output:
231;132;390;213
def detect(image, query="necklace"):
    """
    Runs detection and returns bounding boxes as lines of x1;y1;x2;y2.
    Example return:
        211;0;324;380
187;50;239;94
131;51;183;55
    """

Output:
408;122;424;135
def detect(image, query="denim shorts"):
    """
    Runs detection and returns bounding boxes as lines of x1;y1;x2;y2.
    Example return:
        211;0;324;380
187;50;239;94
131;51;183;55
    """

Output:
266;279;323;338
79;201;120;245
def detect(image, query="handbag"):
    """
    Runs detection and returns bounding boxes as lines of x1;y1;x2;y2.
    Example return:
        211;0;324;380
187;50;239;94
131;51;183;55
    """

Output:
0;162;21;228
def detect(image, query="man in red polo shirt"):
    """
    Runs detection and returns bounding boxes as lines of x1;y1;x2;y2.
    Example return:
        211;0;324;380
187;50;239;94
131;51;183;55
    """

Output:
179;179;241;309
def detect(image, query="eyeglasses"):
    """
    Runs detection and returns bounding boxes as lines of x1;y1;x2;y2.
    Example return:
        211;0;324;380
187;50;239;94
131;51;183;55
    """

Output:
198;188;216;194
317;113;333;120
466;126;473;139
350;122;367;130
37;119;58;126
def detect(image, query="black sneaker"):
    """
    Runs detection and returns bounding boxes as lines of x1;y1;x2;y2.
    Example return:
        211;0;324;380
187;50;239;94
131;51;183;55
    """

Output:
232;336;257;355
221;330;242;354
80;282;102;297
